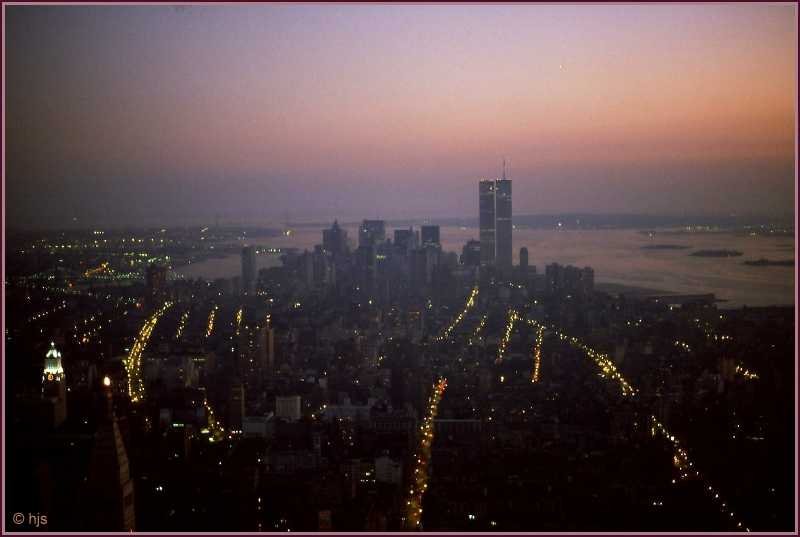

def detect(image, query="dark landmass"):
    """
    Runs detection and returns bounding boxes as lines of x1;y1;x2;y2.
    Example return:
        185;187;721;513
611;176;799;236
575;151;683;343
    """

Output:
640;244;691;250
743;258;794;267
406;214;794;231
690;249;743;257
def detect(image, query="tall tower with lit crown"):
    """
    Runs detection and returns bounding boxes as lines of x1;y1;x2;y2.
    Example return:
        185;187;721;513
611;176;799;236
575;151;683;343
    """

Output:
42;342;67;428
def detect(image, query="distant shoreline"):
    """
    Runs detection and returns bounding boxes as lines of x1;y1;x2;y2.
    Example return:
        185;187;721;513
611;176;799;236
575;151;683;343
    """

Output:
640;244;691;250
743;258;794;267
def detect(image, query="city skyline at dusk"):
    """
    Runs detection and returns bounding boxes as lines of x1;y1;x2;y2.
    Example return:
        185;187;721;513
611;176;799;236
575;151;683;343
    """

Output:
3;4;796;534
6;4;797;229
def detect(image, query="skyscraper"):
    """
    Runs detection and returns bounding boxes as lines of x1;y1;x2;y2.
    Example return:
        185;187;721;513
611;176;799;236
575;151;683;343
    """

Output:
86;379;135;531
495;163;513;271
42;342;66;428
478;161;513;271
322;220;348;258
241;246;256;295
479;180;496;266
145;264;168;306
256;320;275;378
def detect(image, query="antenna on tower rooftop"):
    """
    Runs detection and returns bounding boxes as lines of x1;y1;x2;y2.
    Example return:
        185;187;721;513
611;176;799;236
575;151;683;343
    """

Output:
502;157;507;181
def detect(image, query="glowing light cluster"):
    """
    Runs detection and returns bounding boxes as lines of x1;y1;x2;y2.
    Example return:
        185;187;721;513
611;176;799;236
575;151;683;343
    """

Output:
310;403;328;420
204;398;225;442
674;340;691;352
496;309;519;364
83;261;110;278
73;313;107;345
650;416;749;532
530;325;544;383
735;364;759;381
206;304;218;338
436;286;479;342
125;301;173;403
175;310;189;340
405;377;447;529
234;306;244;337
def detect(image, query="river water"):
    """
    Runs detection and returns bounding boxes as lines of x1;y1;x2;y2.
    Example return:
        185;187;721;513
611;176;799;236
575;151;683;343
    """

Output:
173;225;794;308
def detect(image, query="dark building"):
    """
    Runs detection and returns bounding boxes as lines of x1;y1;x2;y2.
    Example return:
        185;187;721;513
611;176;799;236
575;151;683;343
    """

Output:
355;244;377;295
461;239;481;267
411;246;440;290
478;180;496;267
298;250;314;288
359;220;386;248
228;382;245;431
322;220;349;258
256;321;275;378
393;228;418;254
85;382;135;531
420;225;440;247
519;247;529;270
145;264;168;304
241;246;257;295
312;245;333;288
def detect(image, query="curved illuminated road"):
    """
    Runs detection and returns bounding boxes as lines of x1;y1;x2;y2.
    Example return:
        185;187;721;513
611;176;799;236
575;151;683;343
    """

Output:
125;301;173;403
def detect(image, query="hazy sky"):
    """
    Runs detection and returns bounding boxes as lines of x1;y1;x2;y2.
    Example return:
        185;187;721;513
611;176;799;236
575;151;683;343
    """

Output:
6;4;797;228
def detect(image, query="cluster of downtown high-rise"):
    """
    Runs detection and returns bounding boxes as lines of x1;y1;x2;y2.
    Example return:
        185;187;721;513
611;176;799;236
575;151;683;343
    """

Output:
247;172;522;306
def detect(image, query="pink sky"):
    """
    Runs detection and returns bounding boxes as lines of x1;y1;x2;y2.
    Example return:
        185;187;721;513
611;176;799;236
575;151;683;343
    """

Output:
6;4;797;227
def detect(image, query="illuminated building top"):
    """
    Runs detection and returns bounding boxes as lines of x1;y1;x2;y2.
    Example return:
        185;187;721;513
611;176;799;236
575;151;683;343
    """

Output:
43;341;64;381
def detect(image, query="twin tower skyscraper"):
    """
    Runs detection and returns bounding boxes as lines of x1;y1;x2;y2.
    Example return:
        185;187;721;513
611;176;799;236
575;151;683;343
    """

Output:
479;160;512;271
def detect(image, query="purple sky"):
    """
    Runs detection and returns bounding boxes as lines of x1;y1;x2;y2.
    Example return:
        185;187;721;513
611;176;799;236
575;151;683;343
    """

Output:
5;4;797;229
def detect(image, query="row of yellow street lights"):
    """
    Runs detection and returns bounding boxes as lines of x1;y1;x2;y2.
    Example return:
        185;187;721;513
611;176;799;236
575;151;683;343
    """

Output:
650;415;749;532
125;301;174;403
205;304;218;338
530;325;544;383
436;286;479;342
175;310;189;340
529;319;636;397
496;309;519;364
526;317;748;531
405;377;447;529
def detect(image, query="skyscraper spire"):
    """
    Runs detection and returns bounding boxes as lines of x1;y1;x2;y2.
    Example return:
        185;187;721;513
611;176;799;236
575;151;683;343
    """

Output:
502;157;507;181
